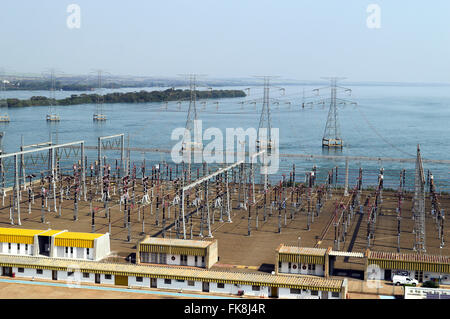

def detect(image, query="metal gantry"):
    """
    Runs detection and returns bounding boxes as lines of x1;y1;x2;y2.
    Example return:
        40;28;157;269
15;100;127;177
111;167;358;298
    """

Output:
413;144;426;253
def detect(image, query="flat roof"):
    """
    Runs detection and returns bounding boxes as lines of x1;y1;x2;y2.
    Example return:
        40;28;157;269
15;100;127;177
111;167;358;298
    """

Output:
38;230;65;237
0;228;48;237
277;245;327;257
139;237;215;249
0;254;343;292
54;232;105;241
369;251;450;264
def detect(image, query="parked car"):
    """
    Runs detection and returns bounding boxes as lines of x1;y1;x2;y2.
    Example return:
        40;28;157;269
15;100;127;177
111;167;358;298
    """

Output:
392;275;418;286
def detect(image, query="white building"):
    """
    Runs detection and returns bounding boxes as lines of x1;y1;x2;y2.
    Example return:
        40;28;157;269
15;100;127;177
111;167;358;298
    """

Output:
137;236;218;269
366;250;450;284
276;244;328;277
0;254;347;299
0;227;110;261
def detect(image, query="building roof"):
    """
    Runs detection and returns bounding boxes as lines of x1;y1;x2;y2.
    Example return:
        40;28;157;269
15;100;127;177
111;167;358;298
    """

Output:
369;251;450;264
54;232;104;241
54;232;106;249
276;245;327;265
277;245;327;256
0;254;344;292
139;237;214;248
138;237;216;256
38;230;65;237
0;227;107;248
368;251;450;273
0;228;50;244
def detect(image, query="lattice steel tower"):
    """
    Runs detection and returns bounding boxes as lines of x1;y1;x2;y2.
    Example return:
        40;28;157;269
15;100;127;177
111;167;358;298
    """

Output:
413;144;426;253
93;70;107;121
312;77;354;148
45;69;60;122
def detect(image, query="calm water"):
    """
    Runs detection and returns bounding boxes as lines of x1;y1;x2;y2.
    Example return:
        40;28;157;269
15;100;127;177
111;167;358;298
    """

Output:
1;84;449;190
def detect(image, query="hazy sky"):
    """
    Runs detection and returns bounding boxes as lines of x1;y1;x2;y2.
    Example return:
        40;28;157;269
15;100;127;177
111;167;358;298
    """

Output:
1;0;449;82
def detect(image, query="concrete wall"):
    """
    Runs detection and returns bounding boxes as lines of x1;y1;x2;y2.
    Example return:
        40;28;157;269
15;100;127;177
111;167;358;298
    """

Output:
279;287;341;299
12;267;52;280
0;243;34;256
93;234;110;261
279;262;325;276
141;253;206;268
206;240;218;269
209;282;270;297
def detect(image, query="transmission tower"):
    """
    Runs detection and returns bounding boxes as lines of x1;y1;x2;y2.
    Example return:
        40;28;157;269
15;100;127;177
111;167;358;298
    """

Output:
312;77;355;148
93;70;107;121
45;68;60;122
179;74;204;158
413;144;426;253
254;76;282;154
0;68;9;122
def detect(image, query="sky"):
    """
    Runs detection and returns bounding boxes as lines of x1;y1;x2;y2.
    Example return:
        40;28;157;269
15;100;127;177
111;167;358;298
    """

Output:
0;0;449;83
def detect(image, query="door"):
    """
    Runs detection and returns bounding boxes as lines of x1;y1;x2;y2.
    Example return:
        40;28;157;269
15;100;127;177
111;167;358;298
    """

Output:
414;271;424;283
270;287;278;298
150;278;157;288
52;270;58;281
384;269;392;281
95;274;101;284
202;282;209;292
321;291;328;299
114;275;128;286
2;267;12;277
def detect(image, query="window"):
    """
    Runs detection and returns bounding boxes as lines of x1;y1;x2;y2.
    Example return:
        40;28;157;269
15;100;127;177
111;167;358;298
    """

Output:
8;243;11;250
36;269;43;275
194;256;198;263
159;253;167;264
252;285;260;291
312;264;316;271
278;261;282;269
83;273;90;278
290;288;301;294
105;274;112;280
68;272;74;277
164;279;171;285
151;253;158;263
17;244;20;251
217;283;225;289
25;244;28;252
180;254;188;265
70;247;74;254
288;262;291;269
311;290;319;296
308;264;312;270
176;279;185;283
18;268;24;273
331;292;340;298
86;248;90;256
201;256;205;263
136;277;143;282
188;281;195;286
65;247;68;254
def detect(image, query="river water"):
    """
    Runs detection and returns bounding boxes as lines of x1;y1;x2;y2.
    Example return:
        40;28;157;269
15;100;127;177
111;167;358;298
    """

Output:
0;84;449;191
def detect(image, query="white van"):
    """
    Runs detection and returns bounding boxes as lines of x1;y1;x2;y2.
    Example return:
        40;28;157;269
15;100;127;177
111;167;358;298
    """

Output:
392;275;418;286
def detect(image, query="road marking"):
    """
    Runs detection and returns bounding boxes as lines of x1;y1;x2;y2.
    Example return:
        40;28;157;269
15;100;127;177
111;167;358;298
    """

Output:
0;278;235;299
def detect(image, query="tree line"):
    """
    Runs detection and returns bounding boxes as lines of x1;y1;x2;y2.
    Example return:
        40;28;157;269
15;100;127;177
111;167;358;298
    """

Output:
4;88;246;108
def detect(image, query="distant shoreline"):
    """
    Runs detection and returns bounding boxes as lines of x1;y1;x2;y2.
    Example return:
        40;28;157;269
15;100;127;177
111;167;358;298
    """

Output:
3;88;246;108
